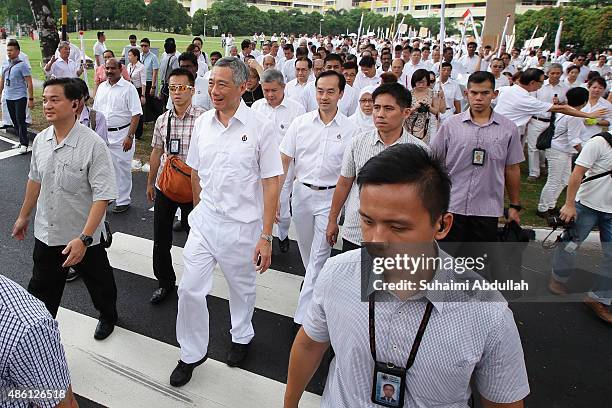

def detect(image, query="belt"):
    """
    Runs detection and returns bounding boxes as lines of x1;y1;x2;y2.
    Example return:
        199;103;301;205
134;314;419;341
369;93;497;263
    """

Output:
107;123;131;132
302;182;336;191
534;117;551;123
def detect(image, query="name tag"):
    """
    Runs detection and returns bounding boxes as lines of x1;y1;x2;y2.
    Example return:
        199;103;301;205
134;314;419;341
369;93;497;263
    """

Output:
169;139;181;154
472;148;486;166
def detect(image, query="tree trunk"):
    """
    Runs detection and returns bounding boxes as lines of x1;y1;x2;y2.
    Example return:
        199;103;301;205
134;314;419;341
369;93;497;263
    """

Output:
28;0;59;63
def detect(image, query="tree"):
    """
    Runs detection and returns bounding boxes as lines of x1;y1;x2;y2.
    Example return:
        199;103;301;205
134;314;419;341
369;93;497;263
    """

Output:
28;0;60;61
115;0;147;29
191;9;207;36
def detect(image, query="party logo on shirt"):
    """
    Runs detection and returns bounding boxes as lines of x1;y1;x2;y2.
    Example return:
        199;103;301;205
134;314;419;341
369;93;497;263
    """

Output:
242;135;248;141
336;134;341;139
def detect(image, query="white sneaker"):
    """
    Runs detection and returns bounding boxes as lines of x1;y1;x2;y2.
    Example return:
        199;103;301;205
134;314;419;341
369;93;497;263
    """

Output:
18;145;27;154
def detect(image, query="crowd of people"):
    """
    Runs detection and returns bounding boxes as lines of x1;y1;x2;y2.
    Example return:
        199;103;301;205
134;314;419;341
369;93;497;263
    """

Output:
1;29;611;407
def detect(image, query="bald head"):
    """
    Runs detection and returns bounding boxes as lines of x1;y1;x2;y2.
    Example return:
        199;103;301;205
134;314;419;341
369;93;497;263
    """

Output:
263;55;276;71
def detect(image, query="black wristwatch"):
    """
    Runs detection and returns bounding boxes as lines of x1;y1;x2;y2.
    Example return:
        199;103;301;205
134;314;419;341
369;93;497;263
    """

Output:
79;234;93;247
509;203;522;212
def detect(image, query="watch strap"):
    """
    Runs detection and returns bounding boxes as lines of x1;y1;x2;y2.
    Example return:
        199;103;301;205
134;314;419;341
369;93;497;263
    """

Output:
260;233;273;243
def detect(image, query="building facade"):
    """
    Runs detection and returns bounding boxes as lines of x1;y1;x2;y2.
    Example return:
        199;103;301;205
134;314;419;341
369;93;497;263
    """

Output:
183;0;353;16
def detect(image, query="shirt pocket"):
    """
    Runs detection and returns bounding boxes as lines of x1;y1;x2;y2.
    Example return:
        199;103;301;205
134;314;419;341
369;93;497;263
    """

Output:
59;163;85;194
225;143;258;181
327;134;347;164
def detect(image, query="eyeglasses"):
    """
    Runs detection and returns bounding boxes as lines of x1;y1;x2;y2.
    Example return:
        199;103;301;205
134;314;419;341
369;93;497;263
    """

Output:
359;98;374;104
168;84;194;92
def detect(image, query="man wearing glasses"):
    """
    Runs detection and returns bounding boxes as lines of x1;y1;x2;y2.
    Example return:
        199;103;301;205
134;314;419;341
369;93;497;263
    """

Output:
147;68;205;305
140;38;160;122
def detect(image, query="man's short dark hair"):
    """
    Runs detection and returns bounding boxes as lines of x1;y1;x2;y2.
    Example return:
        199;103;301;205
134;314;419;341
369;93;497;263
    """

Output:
43;77;82;101
7;39;20;50
315;70;346;92
72;78;89;100
441;61;452;69
283;44;294;53
519;68;545;86
343;61;358;71
467;41;477;48
129;34;137;41
192;37;203;44
296;46;309;58
359;55;375;68
241;39;251;50
103;49;115;57
443;47;453;54
164;41;176;54
467;71;496;90
372;82;412;109
140;38;151;45
178;52;198;68
394;44;403;52
411;69;430;88
97;31;105;40
210;51;222;59
566;87;589;107
324;53;343;65
383;384;395;391
165;37;175;44
168;68;195;86
295;57;313;69
357;144;451;225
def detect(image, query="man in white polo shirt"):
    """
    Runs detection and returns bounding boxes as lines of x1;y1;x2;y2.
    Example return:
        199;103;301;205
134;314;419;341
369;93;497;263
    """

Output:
170;57;282;387
285;57;312;103
44;42;83;79
280;70;360;329
92;58;142;213
252;69;305;252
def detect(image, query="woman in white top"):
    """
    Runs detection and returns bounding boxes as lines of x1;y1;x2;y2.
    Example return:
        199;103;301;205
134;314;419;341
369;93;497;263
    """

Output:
126;47;146;138
562;65;582;88
537;87;588;215
581;77;612;141
349;86;376;133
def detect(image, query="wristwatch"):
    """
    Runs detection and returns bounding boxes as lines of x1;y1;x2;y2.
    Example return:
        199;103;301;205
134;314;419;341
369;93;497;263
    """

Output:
509;203;522;212
79;234;93;247
260;233;273;243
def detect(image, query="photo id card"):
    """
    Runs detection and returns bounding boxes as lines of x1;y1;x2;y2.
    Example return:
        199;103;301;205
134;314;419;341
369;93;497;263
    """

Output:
372;361;405;407
472;148;486;166
169;138;181;154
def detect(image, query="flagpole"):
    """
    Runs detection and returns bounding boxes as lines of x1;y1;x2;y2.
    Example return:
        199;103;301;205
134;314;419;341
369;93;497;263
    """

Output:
496;13;511;57
554;18;563;57
526;25;538;50
439;0;446;46
79;31;88;89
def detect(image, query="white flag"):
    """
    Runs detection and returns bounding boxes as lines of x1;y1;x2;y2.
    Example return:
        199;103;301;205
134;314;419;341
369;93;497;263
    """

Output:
554;19;563;56
440;0;446;45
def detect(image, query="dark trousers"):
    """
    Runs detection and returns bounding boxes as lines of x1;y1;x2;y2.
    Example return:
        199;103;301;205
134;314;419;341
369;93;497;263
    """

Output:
134;87;144;138
143;81;160;123
28;239;118;323
341;238;361;253
6;97;28;146
153;188;193;289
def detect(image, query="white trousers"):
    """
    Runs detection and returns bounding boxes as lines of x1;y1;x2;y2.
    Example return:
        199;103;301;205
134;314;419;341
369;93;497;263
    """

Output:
292;182;333;324
177;205;260;363
277;162;295;241
538;149;572;212
525;118;548;177
108;141;134;206
2;92;32;125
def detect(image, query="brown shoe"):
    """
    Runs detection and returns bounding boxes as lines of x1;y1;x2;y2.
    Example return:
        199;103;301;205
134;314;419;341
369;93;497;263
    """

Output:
583;297;612;324
548;277;569;295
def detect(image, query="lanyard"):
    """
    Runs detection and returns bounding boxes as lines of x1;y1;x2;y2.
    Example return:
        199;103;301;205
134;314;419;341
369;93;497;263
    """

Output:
368;292;434;369
3;59;22;79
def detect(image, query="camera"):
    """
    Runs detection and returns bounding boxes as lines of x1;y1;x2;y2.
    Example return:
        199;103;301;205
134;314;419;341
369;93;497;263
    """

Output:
547;216;573;229
416;103;430;114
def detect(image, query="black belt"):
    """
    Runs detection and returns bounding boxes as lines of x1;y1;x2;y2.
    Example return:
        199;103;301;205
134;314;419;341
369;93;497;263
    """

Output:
302;182;336;191
107;123;131;132
534;117;551;123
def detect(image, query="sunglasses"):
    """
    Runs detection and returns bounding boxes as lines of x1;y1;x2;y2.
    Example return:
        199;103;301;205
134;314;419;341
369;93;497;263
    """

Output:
168;84;194;92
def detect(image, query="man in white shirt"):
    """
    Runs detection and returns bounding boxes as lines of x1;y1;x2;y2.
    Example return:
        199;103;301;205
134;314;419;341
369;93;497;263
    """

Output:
93;31;106;68
281;44;296;82
171;57;282;387
354;55;380;90
92;58;142;213
434;62;463;123
402;48;427;88
562;53;590;84
589;54;611;78
494;68;607;137
432;47;465;80
391;58;408;88
280;70;360;329
166;52;212;111
262;55;276;71
458;42;485;76
44;42;82;79
525;63;569;180
53;35;81;63
285;57;312;103
252;69;306;252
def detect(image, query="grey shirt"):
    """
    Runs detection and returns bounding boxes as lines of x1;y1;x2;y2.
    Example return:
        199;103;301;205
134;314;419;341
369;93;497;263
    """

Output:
340;129;428;245
28;122;117;246
304;249;530;407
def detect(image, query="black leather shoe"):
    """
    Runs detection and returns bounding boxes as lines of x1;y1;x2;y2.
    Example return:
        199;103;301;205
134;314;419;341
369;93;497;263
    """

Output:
112;204;130;213
279;237;290;253
150;286;175;305
226;342;249;367
66;267;80;282
94;321;115;340
170;355;207;387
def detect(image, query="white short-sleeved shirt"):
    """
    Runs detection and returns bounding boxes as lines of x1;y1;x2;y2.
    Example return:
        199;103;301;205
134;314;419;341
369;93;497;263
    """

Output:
93;41;106;68
282;58;297;82
48;58;79;79
251;96;305;144
186;101;284;224
303;249;530;407
434;78;463;121
280;110;359;187
285;79;310;106
575;135;612;213
127;61;147;89
550;114;584;154
494;85;553;127
54;43;82;63
92;78;143;144
531;80;569;119
302;81;358;117
494;75;510;90
353;73;381;91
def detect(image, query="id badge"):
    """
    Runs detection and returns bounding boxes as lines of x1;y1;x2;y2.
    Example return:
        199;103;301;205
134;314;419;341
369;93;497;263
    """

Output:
5;79;10;87
169;138;181;154
472;148;486;166
371;361;406;407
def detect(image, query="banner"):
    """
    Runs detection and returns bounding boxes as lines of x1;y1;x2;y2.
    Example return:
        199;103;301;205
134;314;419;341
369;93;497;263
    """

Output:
524;36;545;49
554;18;563;56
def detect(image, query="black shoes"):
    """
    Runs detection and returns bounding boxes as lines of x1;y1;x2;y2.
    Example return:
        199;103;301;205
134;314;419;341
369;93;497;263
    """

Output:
150;286;175;304
227;342;249;367
66;267;80;282
170;355;208;387
279;237;290;253
94;320;115;340
112;204;130;213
